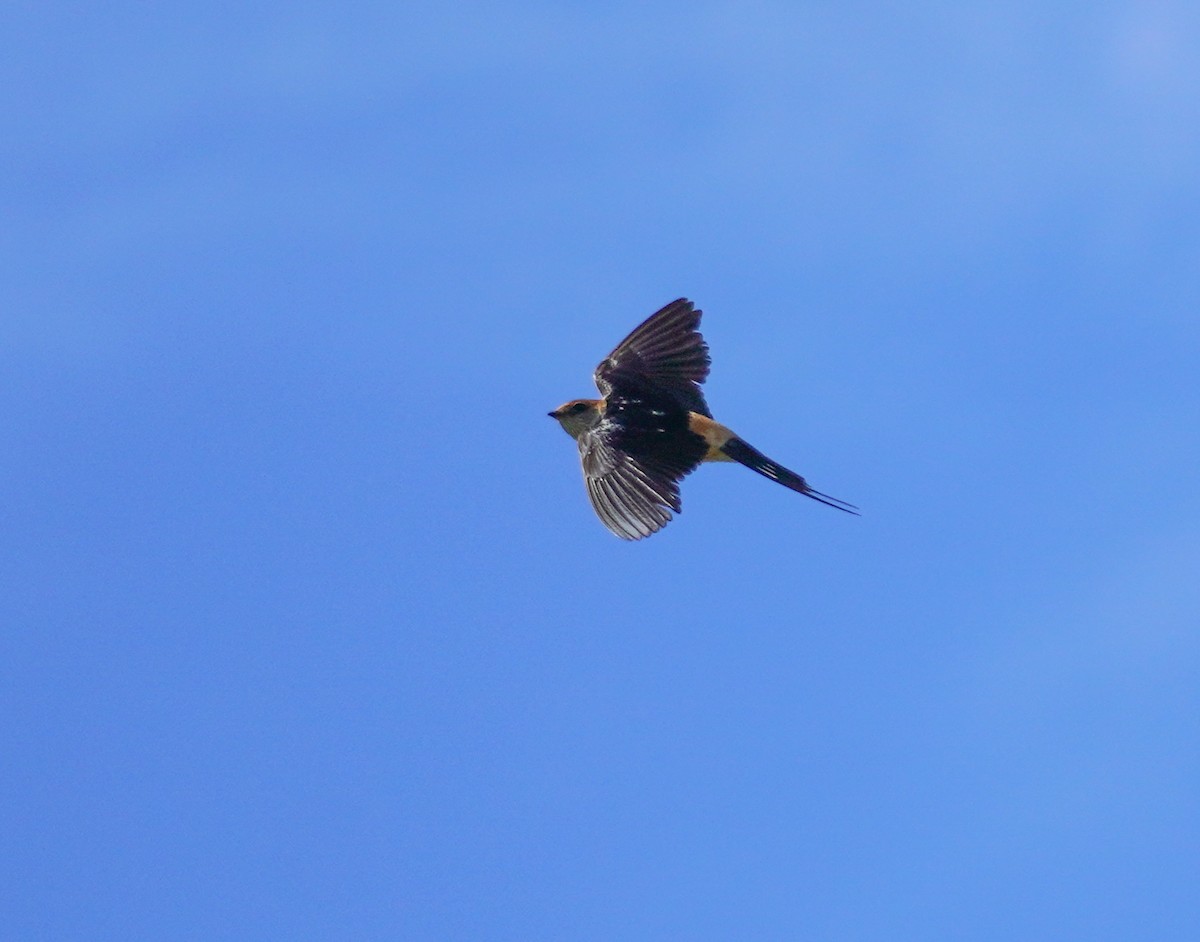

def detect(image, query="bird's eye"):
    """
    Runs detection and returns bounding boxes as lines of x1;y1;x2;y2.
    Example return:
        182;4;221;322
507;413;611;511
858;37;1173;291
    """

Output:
571;402;588;413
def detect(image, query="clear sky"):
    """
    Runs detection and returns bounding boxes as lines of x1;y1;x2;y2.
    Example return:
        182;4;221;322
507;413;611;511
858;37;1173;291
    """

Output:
3;3;1198;939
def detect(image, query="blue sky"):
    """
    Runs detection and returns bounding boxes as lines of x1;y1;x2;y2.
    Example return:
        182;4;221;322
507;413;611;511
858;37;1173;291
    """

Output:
3;3;1198;939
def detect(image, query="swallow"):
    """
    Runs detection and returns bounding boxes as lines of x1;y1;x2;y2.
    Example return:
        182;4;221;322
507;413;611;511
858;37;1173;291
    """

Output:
549;298;858;539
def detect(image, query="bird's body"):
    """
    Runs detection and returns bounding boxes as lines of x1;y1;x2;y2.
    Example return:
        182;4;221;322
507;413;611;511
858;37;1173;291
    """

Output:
549;299;857;539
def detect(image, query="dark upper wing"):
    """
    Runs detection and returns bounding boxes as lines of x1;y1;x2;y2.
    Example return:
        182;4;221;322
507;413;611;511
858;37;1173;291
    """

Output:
593;298;712;417
576;395;708;540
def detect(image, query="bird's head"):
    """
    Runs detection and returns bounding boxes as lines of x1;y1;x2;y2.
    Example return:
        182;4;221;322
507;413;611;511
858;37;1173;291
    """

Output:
548;399;603;439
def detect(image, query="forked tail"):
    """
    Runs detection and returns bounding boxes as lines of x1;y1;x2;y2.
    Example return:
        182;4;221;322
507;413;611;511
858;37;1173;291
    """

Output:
720;437;859;514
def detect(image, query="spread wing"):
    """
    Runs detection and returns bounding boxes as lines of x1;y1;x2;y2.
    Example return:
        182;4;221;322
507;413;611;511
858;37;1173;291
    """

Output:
576;399;708;540
593;298;712;417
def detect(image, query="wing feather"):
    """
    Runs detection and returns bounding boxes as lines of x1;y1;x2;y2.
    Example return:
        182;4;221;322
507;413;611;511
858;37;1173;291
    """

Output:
594;298;712;417
577;414;704;540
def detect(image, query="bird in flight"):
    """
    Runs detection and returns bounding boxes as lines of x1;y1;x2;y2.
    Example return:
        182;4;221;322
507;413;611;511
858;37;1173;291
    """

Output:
549;298;858;539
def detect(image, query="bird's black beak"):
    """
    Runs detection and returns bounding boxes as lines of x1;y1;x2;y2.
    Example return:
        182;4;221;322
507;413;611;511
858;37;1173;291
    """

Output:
547;411;557;418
